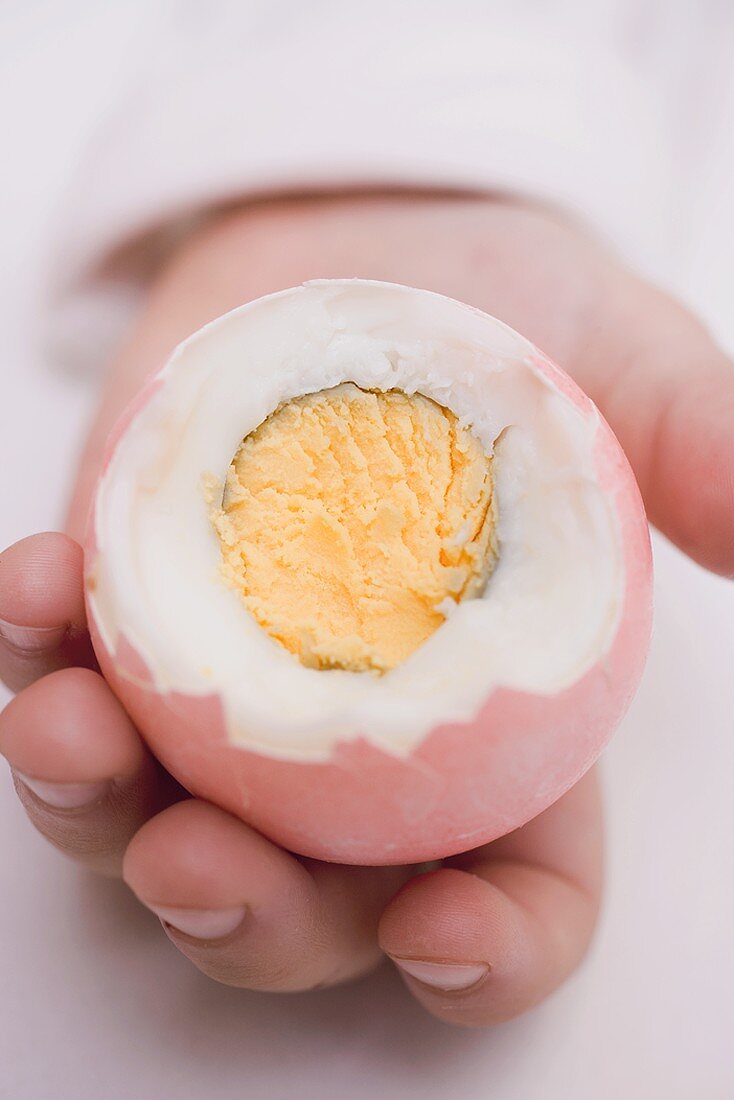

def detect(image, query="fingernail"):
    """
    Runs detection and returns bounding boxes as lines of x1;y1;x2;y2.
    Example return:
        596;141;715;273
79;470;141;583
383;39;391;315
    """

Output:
150;906;247;940
15;773;111;809
391;957;489;991
0;620;67;652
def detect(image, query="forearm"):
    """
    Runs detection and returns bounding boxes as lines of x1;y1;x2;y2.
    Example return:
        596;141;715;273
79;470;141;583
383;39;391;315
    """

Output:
66;192;587;540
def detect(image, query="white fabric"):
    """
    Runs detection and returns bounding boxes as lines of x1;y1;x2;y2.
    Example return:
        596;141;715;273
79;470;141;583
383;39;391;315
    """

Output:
47;0;732;370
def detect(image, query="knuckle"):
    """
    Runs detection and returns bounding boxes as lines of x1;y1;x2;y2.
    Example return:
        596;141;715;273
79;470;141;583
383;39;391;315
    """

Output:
12;773;148;869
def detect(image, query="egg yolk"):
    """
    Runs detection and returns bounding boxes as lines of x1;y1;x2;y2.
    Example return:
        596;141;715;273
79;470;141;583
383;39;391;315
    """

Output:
212;383;497;672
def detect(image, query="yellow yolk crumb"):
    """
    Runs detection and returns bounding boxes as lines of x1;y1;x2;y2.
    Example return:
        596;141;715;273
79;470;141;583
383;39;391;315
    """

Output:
212;383;497;672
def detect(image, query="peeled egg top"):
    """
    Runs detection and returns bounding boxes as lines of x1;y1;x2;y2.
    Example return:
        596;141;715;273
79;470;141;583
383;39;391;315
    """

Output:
89;280;622;761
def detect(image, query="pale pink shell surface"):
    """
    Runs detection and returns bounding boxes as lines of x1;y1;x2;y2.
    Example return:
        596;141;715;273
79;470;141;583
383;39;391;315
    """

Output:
85;297;652;865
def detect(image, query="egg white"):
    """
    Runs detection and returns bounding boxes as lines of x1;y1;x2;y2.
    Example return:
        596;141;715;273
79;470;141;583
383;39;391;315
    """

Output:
90;280;622;760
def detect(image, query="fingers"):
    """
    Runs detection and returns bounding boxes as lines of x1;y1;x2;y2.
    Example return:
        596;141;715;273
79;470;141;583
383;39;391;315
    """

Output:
576;277;734;578
378;769;603;1027
0;532;96;691
0;667;170;875
123;799;408;991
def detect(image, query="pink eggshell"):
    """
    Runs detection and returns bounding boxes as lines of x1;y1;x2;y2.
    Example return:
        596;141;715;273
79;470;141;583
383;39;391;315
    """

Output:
85;343;652;866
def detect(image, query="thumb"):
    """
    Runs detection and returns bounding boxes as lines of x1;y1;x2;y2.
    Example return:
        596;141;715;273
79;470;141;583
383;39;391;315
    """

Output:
575;277;734;578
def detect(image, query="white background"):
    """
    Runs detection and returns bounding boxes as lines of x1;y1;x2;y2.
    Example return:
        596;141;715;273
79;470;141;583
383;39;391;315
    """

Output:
1;4;733;1098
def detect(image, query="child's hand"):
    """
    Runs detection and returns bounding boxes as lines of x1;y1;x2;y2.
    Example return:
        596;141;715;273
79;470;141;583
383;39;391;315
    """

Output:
1;196;731;1027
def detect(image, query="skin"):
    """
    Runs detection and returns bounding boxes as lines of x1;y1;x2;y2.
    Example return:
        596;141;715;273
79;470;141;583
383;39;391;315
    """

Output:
0;194;732;1027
